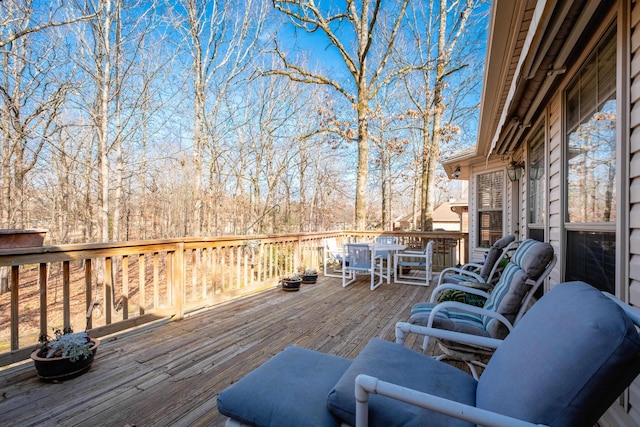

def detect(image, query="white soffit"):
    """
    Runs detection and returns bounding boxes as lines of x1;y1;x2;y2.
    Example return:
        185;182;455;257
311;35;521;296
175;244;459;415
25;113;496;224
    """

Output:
487;0;549;158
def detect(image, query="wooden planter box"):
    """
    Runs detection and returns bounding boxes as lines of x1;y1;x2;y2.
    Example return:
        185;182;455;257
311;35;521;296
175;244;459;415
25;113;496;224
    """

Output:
0;229;47;249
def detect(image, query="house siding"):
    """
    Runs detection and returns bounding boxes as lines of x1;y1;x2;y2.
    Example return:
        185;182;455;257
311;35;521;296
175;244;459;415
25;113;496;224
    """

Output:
547;94;563;288
460;0;640;424
505;2;637;424
631;0;640;314
601;1;639;426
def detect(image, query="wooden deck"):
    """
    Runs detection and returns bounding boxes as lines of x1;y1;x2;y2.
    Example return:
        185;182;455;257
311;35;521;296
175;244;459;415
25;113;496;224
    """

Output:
0;275;438;427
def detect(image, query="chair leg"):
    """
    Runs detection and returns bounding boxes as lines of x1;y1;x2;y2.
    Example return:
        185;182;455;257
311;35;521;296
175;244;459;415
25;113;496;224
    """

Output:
370;259;384;291
343;268;356;287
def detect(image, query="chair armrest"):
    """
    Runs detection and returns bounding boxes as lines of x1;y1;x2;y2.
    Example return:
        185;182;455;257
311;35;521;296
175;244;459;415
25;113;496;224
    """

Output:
437;267;485;285
395;322;502;349
354;374;543;427
430;283;491;303
426;301;514;333
463;262;484;269
396;252;429;259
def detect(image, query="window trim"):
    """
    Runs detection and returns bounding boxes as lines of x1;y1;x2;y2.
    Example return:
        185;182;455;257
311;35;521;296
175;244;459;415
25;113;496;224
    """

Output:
475;169;505;249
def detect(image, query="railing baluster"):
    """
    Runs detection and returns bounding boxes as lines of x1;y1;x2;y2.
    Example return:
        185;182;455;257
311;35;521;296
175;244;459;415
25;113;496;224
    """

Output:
105;257;112;326
63;261;71;332
39;263;47;341
122;255;129;320
11;266;19;350
138;254;145;315
85;259;93;330
153;252;159;309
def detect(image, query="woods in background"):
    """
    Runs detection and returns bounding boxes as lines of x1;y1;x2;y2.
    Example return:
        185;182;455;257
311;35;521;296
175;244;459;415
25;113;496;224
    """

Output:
0;0;487;244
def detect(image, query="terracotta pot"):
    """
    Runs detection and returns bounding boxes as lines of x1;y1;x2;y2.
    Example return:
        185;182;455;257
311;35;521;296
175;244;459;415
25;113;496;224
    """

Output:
31;339;99;382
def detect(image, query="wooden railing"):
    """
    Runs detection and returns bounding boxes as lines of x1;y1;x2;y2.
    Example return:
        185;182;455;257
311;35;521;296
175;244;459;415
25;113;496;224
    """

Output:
0;230;467;366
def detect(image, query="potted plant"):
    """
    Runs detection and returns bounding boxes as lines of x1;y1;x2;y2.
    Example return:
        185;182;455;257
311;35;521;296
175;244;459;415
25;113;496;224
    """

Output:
30;329;100;382
280;273;302;291
301;268;318;284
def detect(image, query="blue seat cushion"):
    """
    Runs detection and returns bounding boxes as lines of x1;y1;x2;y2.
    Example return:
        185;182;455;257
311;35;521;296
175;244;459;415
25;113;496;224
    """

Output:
409;302;488;337
327;338;477;427
477;281;640;426
217;346;351;427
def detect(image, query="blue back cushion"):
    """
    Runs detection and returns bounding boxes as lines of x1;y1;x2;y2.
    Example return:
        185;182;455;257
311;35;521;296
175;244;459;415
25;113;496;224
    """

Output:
477;281;640;426
482;239;553;338
479;234;515;279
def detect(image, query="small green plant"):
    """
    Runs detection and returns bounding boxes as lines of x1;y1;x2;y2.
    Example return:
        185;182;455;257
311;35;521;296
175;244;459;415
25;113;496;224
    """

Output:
283;273;301;281
303;268;317;276
38;330;94;362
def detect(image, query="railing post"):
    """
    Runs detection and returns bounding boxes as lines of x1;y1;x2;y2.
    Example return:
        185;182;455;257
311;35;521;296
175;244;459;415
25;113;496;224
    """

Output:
173;243;185;320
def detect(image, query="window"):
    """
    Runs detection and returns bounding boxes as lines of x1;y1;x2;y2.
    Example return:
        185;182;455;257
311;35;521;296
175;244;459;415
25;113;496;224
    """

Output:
477;170;503;247
566;26;616;224
564;24;616;292
528;126;545;237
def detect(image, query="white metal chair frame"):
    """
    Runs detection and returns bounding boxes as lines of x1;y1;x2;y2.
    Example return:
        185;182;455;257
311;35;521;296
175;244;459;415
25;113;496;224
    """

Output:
343;243;384;291
437;239;518;290
323;237;347;278
349;291;640;427
394;241;434;286
421;254;557;379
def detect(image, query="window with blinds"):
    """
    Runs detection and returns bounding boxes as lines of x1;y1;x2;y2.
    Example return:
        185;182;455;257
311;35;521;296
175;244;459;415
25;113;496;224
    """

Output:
566;24;616;224
477;170;503;247
564;23;616;293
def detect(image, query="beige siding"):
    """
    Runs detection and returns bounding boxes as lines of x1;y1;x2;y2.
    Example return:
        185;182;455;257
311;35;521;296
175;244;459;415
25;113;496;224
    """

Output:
630;0;640;308
547;94;563;287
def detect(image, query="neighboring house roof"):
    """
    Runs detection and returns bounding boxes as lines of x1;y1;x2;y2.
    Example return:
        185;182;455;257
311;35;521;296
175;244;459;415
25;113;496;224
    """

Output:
433;202;462;223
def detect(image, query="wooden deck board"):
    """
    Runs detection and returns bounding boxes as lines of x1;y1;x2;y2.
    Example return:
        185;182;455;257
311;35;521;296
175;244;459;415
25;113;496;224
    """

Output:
0;275;443;427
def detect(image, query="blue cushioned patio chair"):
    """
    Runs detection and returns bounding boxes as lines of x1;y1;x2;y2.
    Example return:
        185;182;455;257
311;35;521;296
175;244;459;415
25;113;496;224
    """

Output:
217;281;640;427
323;237;347;278
410;239;556;378
438;234;517;291
343;243;384;291
394;240;434;286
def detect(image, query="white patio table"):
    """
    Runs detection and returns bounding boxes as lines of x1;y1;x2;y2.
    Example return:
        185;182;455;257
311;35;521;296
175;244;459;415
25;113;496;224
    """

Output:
369;242;406;284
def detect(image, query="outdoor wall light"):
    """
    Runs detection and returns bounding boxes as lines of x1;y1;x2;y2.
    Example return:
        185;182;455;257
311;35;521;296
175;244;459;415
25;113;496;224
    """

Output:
506;161;524;182
452;166;461;179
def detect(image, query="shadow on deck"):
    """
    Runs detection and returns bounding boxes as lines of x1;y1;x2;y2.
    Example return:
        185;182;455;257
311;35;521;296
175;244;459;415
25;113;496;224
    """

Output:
0;275;441;426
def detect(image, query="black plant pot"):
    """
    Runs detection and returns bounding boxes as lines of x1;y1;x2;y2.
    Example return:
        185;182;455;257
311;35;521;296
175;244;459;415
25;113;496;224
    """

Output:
282;279;302;291
31;339;100;382
301;274;318;284
398;266;411;275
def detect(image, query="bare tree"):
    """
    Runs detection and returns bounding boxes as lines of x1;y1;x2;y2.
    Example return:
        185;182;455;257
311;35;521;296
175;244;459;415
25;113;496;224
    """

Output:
270;0;410;230
0;1;87;228
401;0;486;230
169;0;266;236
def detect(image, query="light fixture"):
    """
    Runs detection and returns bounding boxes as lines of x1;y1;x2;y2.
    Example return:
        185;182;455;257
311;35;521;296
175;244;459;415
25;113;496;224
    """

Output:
529;160;544;181
506;161;524;182
452;167;461;179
